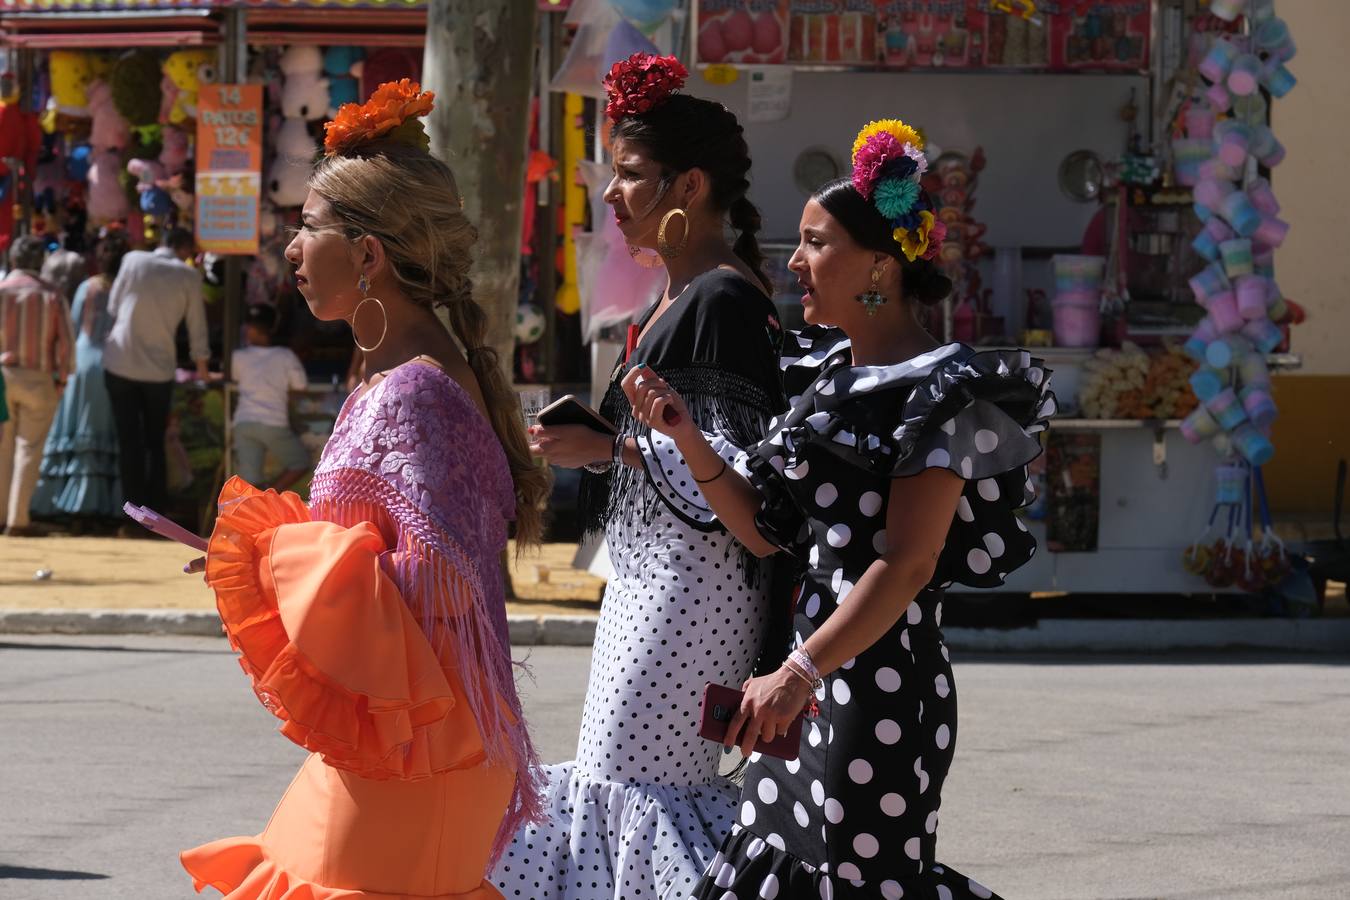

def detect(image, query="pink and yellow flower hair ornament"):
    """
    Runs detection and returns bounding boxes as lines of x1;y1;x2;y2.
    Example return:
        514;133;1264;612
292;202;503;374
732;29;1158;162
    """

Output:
850;118;943;263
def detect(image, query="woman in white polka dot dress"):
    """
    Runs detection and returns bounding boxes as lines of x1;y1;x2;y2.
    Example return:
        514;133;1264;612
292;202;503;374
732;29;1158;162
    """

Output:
496;55;790;900
624;119;1056;900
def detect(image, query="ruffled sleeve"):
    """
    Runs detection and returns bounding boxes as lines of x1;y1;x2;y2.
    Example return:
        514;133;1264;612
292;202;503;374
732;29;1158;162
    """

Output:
770;334;1057;588
206;476;485;780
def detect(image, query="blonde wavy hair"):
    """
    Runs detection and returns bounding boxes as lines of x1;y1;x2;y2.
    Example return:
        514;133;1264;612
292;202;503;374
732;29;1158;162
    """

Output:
308;141;550;547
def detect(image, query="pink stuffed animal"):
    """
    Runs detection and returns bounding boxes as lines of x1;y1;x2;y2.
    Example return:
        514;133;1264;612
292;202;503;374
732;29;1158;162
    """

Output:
159;126;189;177
87;150;129;224
87;79;130;154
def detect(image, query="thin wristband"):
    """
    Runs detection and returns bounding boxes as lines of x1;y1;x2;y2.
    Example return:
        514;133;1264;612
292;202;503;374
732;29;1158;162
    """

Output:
612;433;626;467
781;659;815;690
693;458;727;484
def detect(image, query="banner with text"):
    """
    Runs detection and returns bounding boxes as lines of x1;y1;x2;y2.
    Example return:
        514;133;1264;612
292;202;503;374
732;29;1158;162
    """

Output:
195;84;263;255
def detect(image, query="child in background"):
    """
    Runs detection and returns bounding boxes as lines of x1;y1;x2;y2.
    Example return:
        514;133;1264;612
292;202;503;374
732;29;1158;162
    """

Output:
230;304;309;492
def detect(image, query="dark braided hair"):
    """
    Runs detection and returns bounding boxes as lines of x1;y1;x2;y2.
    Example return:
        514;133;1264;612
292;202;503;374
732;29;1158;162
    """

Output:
813;177;952;306
612;94;770;293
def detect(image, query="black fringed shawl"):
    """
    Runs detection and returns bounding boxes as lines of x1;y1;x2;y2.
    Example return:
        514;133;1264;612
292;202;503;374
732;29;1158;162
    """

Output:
577;269;788;549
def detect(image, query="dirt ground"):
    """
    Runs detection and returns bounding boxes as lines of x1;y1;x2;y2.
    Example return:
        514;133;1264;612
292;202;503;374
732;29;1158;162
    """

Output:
0;535;604;616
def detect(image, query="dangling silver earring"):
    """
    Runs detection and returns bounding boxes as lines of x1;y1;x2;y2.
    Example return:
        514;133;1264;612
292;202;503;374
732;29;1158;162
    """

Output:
351;274;387;353
856;267;887;317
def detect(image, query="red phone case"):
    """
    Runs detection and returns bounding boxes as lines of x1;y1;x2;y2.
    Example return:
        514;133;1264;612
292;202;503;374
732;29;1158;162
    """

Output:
698;682;804;761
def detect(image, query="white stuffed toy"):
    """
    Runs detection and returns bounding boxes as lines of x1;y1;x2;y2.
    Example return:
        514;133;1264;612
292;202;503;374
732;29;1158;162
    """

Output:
278;46;330;121
267;117;315;208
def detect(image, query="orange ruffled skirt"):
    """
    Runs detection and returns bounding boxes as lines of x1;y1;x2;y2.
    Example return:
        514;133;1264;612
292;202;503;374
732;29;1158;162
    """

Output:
182;479;515;898
182;754;513;899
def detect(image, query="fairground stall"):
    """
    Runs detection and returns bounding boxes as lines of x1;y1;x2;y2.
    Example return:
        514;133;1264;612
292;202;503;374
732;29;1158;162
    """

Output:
559;0;1319;608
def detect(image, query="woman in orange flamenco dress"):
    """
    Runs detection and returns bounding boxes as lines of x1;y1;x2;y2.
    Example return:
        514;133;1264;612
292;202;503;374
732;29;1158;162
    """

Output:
180;81;551;899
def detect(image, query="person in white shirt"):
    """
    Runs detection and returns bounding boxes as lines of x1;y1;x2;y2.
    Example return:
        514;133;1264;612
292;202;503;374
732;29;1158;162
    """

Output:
230;303;309;492
102;227;210;517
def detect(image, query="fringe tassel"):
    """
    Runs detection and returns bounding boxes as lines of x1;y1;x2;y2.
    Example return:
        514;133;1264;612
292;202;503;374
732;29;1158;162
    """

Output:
578;365;783;590
309;470;544;868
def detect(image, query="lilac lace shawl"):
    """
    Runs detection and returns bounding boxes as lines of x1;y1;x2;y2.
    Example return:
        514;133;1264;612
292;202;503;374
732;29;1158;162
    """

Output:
309;361;540;864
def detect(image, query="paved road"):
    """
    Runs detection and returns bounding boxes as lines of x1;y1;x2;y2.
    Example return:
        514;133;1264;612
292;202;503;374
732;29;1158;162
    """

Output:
2;636;1348;899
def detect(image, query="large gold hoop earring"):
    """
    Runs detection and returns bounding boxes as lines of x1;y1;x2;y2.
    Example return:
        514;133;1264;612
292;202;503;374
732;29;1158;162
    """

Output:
351;275;388;353
657;208;689;259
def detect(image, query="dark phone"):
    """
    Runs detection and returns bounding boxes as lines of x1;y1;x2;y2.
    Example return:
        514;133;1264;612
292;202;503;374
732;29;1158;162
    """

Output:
698;682;803;760
535;394;618;435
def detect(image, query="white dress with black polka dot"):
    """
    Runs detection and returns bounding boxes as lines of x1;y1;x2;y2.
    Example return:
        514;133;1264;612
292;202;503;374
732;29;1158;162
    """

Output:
688;327;1056;900
494;274;787;900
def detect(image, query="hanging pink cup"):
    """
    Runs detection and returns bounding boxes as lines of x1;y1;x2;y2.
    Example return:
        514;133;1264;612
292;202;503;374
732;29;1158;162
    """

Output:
1251;215;1290;249
1228;54;1263;96
1206;82;1232;112
1214;121;1250;167
1205;290;1244;334
1198;37;1239;80
1242;316;1284;353
1246;177;1280;216
1205;386;1249;430
1193;179;1233;212
1240;386;1278;428
1235;275;1270;320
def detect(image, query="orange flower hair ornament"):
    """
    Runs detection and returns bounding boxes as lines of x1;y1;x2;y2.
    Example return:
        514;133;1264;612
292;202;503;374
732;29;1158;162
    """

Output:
323;79;435;157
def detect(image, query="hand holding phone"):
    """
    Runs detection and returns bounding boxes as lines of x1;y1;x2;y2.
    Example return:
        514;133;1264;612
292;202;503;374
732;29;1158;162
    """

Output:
123;503;208;552
698;683;803;761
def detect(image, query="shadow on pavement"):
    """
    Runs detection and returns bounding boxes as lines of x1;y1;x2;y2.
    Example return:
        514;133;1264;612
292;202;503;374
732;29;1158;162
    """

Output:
0;865;109;880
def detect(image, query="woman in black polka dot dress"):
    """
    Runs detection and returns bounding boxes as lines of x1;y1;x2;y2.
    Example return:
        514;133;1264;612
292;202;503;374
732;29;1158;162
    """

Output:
495;55;789;900
624;121;1056;900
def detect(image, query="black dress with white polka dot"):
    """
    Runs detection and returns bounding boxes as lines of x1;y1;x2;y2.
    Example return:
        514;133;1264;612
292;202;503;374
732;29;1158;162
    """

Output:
689;326;1056;900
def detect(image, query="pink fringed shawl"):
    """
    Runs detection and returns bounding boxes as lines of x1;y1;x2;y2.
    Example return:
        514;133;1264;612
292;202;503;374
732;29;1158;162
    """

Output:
308;362;541;866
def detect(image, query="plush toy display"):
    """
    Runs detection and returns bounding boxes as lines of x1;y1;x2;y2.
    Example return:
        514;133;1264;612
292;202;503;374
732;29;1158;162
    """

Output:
87;79;130;154
111;49;163;127
86;149;129;224
279;46;330;121
360;48;421;100
158;125;190;176
267;117;316;208
127;157;173;217
322;46;365;117
47;51;97;120
160;48;216;125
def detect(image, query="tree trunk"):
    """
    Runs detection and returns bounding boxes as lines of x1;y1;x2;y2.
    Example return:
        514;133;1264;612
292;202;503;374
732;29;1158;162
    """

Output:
423;0;537;366
423;1;538;598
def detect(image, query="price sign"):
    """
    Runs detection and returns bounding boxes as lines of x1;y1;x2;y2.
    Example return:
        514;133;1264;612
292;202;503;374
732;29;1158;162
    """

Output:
195;84;263;255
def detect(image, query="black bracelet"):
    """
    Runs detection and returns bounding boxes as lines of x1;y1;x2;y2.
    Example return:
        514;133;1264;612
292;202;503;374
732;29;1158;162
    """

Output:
693;458;727;484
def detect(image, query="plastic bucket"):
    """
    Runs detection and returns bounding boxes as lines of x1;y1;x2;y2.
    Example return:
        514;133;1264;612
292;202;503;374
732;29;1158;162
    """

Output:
1051;292;1101;348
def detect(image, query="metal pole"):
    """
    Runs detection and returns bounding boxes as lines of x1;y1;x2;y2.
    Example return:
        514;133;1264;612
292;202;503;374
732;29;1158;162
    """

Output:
220;6;246;382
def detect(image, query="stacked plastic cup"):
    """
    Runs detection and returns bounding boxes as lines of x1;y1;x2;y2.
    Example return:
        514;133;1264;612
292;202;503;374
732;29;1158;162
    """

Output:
1235;275;1270;320
1219;238;1254;278
1206;335;1254;370
1205;387;1248;430
1240;385;1278;428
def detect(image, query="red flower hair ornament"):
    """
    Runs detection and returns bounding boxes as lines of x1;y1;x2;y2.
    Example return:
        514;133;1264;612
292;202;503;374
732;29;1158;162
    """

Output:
603;53;688;123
